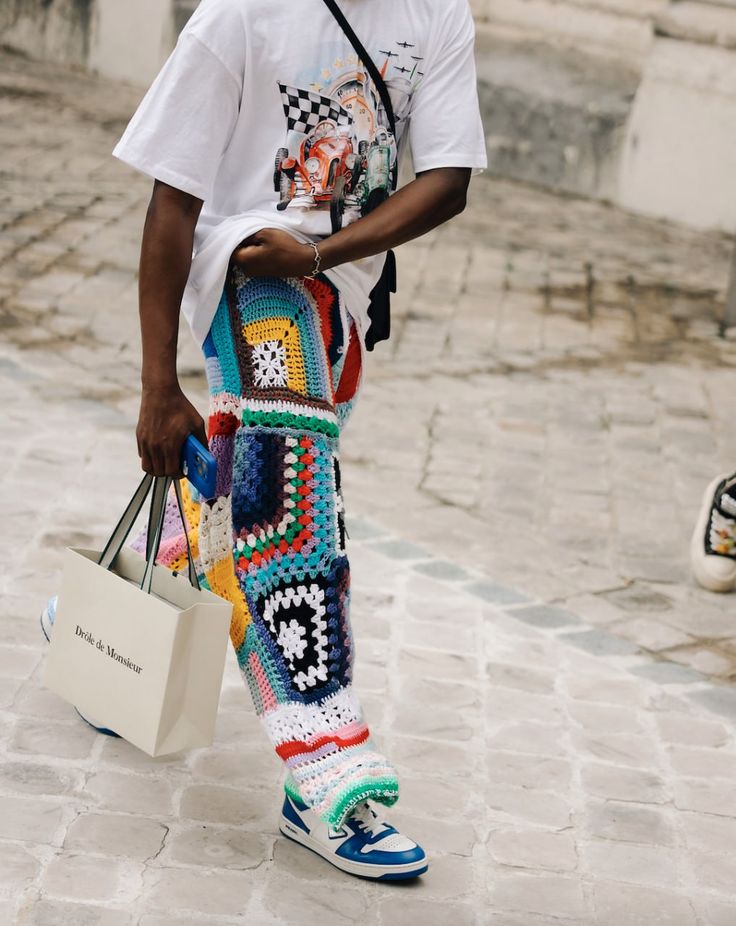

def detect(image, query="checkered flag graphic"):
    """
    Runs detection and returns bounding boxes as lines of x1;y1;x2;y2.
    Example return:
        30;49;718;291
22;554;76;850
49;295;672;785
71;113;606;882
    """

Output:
278;83;353;135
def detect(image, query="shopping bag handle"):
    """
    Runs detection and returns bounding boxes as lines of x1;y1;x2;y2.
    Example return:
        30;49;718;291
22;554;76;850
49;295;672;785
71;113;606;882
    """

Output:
98;473;154;571
98;474;201;593
171;477;202;591
140;476;201;594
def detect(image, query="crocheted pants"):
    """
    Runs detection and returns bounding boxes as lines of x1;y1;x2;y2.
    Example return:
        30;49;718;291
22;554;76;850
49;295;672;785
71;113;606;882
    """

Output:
129;269;398;829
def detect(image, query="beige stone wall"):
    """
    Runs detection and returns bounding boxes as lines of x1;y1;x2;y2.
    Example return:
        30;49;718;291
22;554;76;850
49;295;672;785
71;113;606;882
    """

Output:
0;0;175;82
87;0;175;86
618;37;736;231
0;0;94;68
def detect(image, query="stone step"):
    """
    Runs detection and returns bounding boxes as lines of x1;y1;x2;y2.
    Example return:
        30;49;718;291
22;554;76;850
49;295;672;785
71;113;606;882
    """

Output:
655;1;736;49
471;0;661;64
475;26;640;199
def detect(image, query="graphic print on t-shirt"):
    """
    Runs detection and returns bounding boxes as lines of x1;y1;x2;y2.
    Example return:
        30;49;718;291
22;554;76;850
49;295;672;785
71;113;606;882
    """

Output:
273;43;422;232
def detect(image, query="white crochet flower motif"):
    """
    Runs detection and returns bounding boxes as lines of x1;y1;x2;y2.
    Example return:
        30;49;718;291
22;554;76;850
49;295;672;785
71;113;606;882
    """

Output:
263;584;329;691
277;619;308;662
252;340;287;388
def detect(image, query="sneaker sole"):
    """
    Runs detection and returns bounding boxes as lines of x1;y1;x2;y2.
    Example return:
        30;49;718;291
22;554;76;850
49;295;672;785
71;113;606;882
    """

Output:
690;474;736;593
73;707;120;739
39;606;53;643
40;607;120;738
279;816;428;881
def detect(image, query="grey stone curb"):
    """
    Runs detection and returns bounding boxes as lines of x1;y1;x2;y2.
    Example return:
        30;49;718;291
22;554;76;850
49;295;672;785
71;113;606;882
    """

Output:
352;514;736;723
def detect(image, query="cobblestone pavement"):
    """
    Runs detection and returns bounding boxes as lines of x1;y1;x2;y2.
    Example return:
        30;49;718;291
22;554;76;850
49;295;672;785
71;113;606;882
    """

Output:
2;50;736;925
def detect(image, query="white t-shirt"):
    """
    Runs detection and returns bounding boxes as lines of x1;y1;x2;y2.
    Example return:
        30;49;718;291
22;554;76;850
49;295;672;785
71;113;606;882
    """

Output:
113;0;488;348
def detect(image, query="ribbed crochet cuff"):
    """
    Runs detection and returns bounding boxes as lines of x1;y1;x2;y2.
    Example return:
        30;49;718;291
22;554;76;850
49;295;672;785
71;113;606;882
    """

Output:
285;769;400;830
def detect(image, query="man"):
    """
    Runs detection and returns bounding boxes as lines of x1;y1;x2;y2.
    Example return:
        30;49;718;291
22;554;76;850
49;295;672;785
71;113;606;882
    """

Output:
42;0;486;880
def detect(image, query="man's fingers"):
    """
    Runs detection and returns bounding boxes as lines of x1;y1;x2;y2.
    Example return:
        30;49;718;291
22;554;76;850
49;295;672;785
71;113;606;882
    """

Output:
149;446;167;478
195;423;209;449
233;244;258;266
164;450;184;479
140;438;164;476
137;438;181;479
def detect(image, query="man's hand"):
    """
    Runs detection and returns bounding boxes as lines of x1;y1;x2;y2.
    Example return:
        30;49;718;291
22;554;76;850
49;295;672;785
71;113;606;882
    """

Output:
232;228;314;278
137;383;209;478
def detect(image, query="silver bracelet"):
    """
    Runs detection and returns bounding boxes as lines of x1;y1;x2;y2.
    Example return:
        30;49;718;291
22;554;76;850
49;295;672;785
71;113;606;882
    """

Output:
307;242;322;278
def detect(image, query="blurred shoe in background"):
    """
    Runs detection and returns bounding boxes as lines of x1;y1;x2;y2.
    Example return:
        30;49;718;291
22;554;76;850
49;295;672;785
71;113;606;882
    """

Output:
691;473;736;593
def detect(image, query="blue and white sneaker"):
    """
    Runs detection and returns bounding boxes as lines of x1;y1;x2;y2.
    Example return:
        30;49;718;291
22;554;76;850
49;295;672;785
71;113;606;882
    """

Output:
280;791;428;881
40;595;120;738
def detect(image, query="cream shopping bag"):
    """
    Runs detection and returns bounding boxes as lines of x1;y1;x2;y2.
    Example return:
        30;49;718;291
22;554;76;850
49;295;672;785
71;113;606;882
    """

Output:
44;474;233;757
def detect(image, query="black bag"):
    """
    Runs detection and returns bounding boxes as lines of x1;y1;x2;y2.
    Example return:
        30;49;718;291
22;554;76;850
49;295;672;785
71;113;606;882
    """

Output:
321;0;398;351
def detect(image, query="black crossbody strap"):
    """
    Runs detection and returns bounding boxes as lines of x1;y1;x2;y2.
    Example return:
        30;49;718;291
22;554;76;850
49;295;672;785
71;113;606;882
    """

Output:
321;0;397;188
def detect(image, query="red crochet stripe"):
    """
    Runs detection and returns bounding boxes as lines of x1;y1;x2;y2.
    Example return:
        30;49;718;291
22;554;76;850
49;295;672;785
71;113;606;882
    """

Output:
209;410;239;437
276;726;370;760
334;332;362;404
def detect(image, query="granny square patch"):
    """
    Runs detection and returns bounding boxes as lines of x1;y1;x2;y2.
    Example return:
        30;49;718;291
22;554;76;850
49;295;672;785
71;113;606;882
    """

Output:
262;581;329;692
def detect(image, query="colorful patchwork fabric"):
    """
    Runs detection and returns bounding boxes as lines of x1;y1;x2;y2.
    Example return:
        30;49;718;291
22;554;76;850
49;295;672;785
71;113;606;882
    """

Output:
707;475;736;558
128;270;398;828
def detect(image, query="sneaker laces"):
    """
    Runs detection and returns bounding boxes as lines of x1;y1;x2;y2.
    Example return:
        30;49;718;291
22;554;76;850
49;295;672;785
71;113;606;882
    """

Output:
718;474;736;517
350;801;385;837
709;475;736;557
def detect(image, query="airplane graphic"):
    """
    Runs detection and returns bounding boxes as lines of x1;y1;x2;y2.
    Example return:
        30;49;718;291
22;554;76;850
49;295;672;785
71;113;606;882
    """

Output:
410;55;424;61
380;50;399;58
394;65;411;74
397;41;415;48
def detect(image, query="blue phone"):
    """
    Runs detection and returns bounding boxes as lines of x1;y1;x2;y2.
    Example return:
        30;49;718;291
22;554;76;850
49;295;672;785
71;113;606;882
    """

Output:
181;433;217;500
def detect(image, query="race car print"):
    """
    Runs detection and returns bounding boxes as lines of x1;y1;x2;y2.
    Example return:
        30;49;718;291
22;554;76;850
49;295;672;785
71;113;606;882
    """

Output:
273;120;362;231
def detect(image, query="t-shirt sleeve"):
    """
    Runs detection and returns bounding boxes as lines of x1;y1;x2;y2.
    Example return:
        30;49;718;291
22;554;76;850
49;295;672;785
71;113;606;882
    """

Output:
407;0;488;175
112;16;243;202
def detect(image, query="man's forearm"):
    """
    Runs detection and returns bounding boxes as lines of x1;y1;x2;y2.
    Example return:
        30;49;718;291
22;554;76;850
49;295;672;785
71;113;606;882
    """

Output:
138;181;203;388
319;167;470;271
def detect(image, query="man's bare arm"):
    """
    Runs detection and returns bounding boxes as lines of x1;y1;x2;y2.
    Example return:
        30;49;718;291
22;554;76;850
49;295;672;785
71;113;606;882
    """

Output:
232;167;471;275
136;168;470;476
321;167;470;269
136;180;209;478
